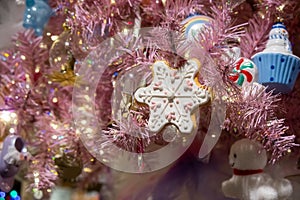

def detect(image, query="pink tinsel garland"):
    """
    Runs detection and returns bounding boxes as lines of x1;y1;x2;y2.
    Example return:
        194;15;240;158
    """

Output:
0;0;299;190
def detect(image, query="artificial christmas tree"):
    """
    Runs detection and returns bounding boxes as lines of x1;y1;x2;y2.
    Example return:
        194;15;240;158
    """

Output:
0;0;299;199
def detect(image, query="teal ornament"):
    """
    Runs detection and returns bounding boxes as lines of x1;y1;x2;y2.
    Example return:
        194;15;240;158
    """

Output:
23;0;53;36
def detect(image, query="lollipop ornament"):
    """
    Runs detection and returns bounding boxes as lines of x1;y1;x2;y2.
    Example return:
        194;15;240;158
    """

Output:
23;0;53;36
229;57;258;87
181;14;212;41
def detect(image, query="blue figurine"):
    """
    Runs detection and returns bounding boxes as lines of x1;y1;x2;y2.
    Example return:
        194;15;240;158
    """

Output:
23;0;53;36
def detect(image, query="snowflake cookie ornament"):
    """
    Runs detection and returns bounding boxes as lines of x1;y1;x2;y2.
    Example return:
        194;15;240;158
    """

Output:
134;59;210;134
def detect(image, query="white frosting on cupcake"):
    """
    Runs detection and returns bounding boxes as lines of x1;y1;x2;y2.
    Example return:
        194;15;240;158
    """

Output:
264;23;292;54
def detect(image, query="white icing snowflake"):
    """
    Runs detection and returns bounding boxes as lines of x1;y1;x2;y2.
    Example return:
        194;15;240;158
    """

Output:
134;59;210;134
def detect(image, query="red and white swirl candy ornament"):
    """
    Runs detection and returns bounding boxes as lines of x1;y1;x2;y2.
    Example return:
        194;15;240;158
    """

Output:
229;57;258;87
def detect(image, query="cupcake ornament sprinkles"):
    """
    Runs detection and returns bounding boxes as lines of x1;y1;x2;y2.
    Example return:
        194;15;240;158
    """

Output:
252;22;300;94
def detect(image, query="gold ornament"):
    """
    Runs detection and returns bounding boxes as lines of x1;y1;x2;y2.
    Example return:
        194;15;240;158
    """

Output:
54;153;83;182
47;57;80;86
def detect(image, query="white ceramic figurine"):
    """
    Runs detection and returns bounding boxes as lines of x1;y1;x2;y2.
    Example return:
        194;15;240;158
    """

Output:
222;138;293;200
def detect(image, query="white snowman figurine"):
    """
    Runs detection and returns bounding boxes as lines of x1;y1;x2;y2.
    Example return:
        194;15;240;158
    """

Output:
222;138;293;200
264;22;292;54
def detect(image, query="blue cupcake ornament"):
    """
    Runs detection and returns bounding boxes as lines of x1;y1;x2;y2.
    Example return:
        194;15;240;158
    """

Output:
252;22;300;94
